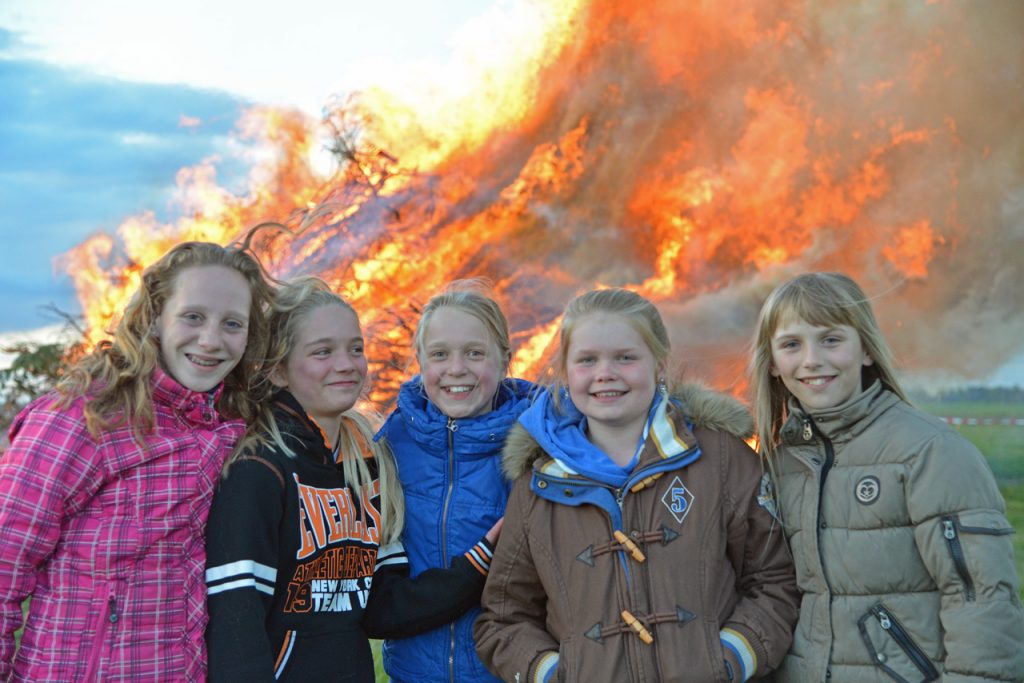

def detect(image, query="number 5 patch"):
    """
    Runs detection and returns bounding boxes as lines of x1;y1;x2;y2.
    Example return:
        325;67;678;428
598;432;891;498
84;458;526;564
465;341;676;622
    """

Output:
661;476;695;524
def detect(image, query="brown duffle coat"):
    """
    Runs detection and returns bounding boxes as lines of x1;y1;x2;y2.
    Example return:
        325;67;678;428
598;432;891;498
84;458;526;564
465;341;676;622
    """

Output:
475;385;799;682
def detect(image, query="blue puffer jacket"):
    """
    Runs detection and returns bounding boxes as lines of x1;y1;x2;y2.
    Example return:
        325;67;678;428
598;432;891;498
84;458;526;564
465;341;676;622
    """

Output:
377;376;535;683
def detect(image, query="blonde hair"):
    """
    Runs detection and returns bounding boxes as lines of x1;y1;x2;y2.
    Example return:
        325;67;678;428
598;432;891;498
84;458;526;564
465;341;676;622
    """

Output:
750;272;907;457
551;288;670;409
57;239;276;441
413;279;512;375
234;276;404;544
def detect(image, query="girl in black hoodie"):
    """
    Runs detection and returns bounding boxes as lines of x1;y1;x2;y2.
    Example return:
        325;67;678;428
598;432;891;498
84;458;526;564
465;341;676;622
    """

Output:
205;277;498;682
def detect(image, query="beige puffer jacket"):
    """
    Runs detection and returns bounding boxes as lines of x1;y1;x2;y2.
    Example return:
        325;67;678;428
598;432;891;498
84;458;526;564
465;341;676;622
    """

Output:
773;381;1024;683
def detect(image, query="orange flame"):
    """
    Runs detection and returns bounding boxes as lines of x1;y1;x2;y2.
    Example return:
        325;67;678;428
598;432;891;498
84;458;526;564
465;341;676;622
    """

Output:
60;0;1024;400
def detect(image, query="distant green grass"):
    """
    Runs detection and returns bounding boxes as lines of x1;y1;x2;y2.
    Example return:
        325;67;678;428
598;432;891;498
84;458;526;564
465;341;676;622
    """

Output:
915;400;1024;420
918;402;1024;598
1002;483;1024;601
372;640;385;681
958;426;1024;482
915;400;1024;482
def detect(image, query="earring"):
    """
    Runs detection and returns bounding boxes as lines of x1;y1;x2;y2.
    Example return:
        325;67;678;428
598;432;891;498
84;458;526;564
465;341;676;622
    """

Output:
657;378;669;399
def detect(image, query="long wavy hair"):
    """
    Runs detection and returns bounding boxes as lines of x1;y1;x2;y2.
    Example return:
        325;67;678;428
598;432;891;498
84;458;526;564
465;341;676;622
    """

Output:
57;239;276;441
230;276;405;545
750;272;907;457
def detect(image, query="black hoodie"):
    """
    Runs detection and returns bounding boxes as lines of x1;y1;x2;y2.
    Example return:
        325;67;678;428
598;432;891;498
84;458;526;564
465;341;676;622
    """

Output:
205;391;492;682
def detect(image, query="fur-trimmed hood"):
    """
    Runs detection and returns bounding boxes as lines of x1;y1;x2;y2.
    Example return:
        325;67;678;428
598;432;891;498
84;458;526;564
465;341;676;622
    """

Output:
502;382;754;480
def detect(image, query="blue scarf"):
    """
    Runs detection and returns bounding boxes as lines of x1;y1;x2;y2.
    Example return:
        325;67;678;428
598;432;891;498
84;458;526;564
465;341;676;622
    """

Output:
518;388;691;488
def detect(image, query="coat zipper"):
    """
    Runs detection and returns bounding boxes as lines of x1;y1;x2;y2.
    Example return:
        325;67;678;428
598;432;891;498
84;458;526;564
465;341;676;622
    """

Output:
941;515;975;601
804;417;835;532
611;489;643;679
937;515;1014;600
442;418;458;682
83;594;119;681
818;436;834;513
806;413;838;673
869;605;939;681
204;389;216;421
955;521;1015;536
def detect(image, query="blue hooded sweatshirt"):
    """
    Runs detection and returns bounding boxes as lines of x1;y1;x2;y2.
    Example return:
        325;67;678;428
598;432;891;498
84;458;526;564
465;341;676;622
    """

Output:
377;375;535;683
517;388;702;528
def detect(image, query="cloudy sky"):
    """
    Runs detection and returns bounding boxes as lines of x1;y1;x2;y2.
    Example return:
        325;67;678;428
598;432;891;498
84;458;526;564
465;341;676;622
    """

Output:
0;0;494;332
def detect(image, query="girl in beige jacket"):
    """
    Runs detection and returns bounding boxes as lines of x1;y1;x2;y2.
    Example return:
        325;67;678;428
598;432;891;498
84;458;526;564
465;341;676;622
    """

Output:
751;272;1024;682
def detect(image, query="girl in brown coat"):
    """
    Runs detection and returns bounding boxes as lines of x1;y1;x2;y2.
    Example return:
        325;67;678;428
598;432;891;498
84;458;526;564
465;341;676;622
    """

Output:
475;289;799;682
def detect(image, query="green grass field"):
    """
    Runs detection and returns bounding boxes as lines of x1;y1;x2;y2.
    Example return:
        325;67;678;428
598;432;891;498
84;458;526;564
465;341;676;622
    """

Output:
916;401;1024;602
371;640;385;680
917;400;1024;420
916;401;1024;483
1003;482;1024;592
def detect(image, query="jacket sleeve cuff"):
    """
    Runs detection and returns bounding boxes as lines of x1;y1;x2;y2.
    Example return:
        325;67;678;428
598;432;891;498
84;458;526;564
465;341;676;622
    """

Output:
463;537;496;577
532;651;559;683
720;628;756;681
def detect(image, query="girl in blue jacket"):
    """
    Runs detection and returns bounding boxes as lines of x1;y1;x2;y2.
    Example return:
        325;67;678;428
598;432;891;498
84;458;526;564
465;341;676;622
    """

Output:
378;281;535;682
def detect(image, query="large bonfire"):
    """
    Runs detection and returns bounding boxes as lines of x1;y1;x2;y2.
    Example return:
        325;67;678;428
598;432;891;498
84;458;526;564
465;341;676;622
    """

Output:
61;0;1024;405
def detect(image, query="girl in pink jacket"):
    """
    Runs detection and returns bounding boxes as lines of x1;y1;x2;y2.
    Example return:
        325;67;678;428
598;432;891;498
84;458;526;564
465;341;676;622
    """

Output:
0;239;276;681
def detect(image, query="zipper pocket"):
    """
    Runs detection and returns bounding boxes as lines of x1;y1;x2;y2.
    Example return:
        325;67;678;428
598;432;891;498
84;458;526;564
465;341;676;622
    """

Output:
82;594;119;681
941;513;1015;601
956;521;1015;536
941;515;975;601
860;604;939;682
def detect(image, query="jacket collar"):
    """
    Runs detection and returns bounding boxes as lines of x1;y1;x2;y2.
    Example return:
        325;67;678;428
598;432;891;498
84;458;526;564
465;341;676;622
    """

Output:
151;366;224;427
502;382;753;480
780;380;900;445
518;390;700;489
382;375;535;453
522;402;702;527
270;389;335;465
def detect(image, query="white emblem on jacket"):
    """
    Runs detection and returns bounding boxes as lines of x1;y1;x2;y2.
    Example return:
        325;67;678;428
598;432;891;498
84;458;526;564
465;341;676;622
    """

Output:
855;475;881;505
662;476;695;524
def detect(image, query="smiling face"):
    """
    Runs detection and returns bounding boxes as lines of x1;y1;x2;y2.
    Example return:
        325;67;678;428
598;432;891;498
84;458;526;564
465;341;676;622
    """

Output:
156;265;251;392
419;306;506;419
770;313;873;412
273;304;367;438
566;312;661;441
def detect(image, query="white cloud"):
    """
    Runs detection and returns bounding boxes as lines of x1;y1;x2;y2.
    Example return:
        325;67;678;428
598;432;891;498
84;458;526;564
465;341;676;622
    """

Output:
119;132;164;146
0;324;78;370
0;0;499;113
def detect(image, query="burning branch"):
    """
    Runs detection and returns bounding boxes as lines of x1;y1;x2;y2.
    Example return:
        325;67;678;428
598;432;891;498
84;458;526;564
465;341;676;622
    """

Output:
323;101;403;221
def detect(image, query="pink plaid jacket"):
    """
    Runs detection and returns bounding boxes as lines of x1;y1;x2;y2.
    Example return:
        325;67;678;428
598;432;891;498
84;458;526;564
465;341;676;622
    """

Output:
0;368;244;681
